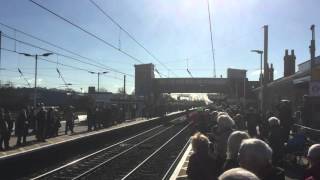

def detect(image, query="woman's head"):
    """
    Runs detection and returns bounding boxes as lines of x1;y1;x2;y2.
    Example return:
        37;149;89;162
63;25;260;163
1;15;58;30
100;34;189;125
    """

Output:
227;131;250;159
238;138;273;174
217;115;235;129
268;117;280;127
307;144;320;166
191;132;210;155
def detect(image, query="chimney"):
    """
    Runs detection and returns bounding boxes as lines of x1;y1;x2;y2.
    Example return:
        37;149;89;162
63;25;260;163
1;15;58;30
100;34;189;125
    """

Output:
290;49;296;75
284;49;290;77
265;63;270;83
269;63;274;81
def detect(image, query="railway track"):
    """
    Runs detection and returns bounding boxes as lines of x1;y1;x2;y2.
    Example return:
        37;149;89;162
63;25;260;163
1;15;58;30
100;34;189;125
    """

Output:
32;118;191;180
120;125;191;180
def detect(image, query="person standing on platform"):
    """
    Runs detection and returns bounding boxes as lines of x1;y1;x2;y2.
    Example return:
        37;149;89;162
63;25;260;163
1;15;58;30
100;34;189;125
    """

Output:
16;109;29;146
36;105;47;142
102;106;111;127
267;117;284;165
53;108;61;137
4;109;13;139
87;107;94;131
64;106;75;135
246;107;258;137
301;95;311;127
96;107;102;129
0;108;10;150
46;107;54;138
278;100;293;142
239;138;285;180
304;144;320;180
187;132;218;180
223;131;250;171
28;106;36;134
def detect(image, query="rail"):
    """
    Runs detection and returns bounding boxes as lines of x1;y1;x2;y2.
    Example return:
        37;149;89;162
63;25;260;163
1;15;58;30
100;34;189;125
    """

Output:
32;125;169;179
161;138;191;180
121;123;191;180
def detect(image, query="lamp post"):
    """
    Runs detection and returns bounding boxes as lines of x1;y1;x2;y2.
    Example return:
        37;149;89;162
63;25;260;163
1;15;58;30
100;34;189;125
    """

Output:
251;50;264;86
20;52;53;106
251;50;264;112
89;71;108;92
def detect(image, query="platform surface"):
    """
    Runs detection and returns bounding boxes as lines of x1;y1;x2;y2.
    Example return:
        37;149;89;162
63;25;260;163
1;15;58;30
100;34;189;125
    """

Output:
170;142;192;180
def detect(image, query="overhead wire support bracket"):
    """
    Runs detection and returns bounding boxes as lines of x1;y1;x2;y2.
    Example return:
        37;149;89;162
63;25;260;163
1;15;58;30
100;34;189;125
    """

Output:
187;68;193;78
18;68;31;87
56;68;71;88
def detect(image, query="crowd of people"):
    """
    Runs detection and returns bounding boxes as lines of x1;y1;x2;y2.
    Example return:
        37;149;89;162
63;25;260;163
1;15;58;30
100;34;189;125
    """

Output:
0;103;131;151
187;101;320;180
86;105;127;131
0;103;67;150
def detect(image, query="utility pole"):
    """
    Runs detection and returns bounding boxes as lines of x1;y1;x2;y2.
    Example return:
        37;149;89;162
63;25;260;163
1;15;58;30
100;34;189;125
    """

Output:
309;25;317;126
89;71;108;93
251;50;263;111
263;25;269;84
310;25;316;80
243;75;246;107
0;31;2;86
34;55;38;106
123;75;126;95
20;52;53;106
262;25;269;120
98;72;100;92
206;0;216;78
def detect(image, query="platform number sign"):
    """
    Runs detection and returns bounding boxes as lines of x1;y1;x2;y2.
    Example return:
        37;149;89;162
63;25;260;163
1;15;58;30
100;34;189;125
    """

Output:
309;81;320;96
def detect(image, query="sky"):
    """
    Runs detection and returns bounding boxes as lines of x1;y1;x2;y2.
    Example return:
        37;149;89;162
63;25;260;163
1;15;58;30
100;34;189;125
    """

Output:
0;0;319;93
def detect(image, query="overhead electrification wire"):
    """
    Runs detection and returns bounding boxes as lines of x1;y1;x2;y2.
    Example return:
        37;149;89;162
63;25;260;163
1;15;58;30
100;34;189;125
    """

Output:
207;0;216;78
88;0;177;77
0;22;130;76
29;0;145;65
1;47;126;82
0;33;134;77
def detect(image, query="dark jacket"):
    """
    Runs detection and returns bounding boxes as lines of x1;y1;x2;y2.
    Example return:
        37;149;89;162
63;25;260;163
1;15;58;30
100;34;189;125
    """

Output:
268;126;284;162
258;165;285;180
15;111;28;136
304;163;320;180
223;158;238;171
4;112;13;133
187;153;218;180
0;112;9;135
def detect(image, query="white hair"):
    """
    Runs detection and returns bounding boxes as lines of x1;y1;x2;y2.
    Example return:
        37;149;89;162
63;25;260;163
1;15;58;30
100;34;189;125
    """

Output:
268;117;280;126
218;111;229;117
219;168;260;180
227;131;250;159
217;114;235;129
238;139;272;173
308;144;320;165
